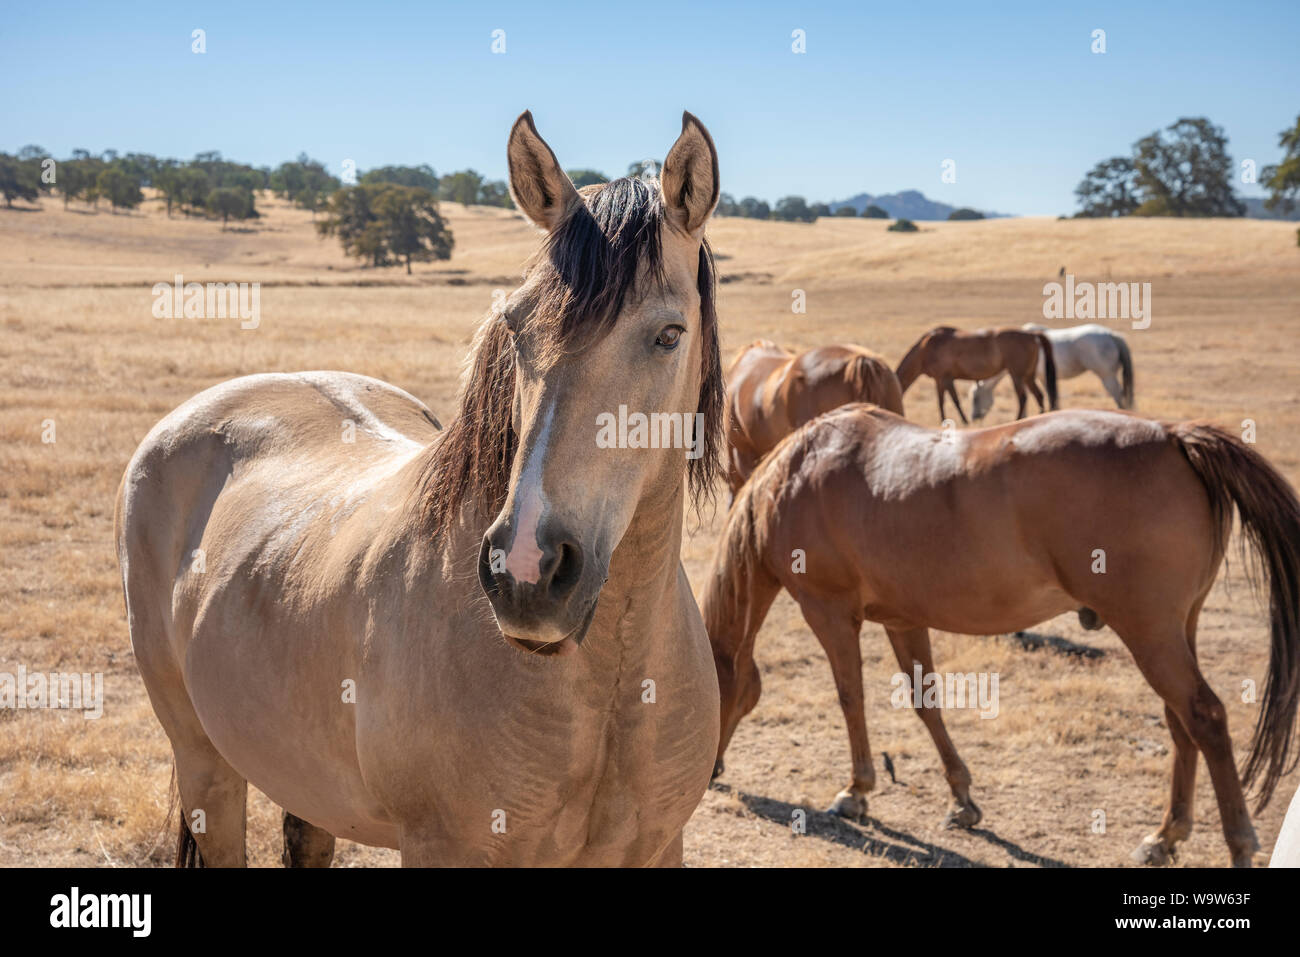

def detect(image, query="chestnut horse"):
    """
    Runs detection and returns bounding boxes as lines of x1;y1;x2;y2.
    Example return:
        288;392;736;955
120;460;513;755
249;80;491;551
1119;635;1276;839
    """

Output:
896;325;1058;424
704;403;1300;867
723;341;903;494
116;112;725;866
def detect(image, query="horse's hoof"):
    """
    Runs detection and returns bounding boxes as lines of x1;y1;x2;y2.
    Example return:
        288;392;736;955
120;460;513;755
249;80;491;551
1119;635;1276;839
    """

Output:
827;789;868;820
1229;829;1261;868
711;758;724;780
1131;836;1173;866
943;800;982;830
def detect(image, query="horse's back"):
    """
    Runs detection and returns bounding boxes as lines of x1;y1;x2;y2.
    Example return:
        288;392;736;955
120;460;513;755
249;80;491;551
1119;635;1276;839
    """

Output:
765;405;1211;628
785;405;1177;513
135;371;436;465
115;371;440;663
790;345;903;418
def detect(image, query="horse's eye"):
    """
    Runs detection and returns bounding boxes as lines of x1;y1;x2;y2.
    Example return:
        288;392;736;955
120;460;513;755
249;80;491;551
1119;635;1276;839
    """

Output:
655;325;684;350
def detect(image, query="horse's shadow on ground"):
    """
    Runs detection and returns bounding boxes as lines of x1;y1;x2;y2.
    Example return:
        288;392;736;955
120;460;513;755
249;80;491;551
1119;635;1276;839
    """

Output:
1003;629;1105;659
711;782;1068;868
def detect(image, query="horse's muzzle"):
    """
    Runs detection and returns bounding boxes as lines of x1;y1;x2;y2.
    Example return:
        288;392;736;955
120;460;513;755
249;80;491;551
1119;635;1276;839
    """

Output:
478;519;598;654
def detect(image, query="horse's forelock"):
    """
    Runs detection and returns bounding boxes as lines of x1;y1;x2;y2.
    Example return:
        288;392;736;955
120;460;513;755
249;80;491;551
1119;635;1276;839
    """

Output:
418;176;723;536
527;177;667;360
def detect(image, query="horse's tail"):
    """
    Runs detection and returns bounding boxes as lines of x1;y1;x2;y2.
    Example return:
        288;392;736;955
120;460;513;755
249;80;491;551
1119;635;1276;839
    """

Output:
894;336;927;394
847;353;905;415
1116;335;1135;409
1035;332;1058;410
1171;421;1300;810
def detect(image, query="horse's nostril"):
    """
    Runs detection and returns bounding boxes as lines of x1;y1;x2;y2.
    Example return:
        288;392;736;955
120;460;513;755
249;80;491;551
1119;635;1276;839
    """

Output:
548;542;583;599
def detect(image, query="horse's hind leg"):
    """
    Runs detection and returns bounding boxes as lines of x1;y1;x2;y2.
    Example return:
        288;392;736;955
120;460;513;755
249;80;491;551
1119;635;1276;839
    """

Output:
1012;378;1029;419
172;740;248;867
127;595;248;866
282;811;336;867
796;596;875;819
885;626;981;829
1114;616;1258;867
1132;703;1199;865
1098;371;1125;408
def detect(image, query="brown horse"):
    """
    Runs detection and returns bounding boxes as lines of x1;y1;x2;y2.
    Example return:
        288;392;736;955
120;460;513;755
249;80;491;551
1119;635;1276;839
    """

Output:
703;403;1300;867
896;325;1058;424
116;112;726;866
723;340;903;494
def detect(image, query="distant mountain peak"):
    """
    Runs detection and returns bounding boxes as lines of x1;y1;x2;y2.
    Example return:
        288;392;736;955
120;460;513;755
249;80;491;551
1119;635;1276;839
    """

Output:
829;190;1011;220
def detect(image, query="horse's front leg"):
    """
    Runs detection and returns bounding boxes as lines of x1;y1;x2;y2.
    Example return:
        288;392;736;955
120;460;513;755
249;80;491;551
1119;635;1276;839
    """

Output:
651;831;684;867
794;596;875;819
884;625;981;829
945;380;968;424
398;822;455;866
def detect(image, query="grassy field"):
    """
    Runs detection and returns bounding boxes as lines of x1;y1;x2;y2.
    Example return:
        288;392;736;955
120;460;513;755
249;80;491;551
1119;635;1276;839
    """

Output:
2;191;1298;867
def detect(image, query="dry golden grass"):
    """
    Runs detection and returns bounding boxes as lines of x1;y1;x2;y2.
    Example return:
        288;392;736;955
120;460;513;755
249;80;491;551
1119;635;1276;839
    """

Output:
2;190;1298;867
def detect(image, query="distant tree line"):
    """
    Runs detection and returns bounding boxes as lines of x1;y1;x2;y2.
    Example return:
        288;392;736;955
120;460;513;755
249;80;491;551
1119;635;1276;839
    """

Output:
0;146;515;219
1074;114;1300;218
560;164;902;224
715;193;841;222
0;143;1007;268
1;145;957;229
0;146;528;266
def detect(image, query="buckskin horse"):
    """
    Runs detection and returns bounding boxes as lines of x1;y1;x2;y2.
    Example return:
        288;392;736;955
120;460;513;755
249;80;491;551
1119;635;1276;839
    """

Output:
723;340;903;494
896;325;1058;424
116;111;725;866
704;403;1300;867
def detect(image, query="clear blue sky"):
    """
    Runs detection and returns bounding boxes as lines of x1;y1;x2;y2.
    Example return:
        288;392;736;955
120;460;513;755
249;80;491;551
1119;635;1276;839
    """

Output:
3;0;1296;215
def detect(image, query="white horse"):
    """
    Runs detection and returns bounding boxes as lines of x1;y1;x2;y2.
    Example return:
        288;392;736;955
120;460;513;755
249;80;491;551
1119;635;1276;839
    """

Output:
1272;782;1300;866
970;323;1133;420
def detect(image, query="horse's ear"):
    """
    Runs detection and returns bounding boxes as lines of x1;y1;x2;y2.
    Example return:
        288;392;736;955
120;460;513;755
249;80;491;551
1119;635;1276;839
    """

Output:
507;111;581;232
661;111;719;238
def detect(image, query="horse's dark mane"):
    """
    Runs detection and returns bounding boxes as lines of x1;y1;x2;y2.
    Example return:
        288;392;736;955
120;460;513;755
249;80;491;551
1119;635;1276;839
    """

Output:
416;176;723;537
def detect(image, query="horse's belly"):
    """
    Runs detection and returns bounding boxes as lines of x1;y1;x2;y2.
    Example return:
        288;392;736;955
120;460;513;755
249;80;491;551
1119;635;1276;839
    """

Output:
920;592;1078;635
866;550;1077;635
1053;356;1088;379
